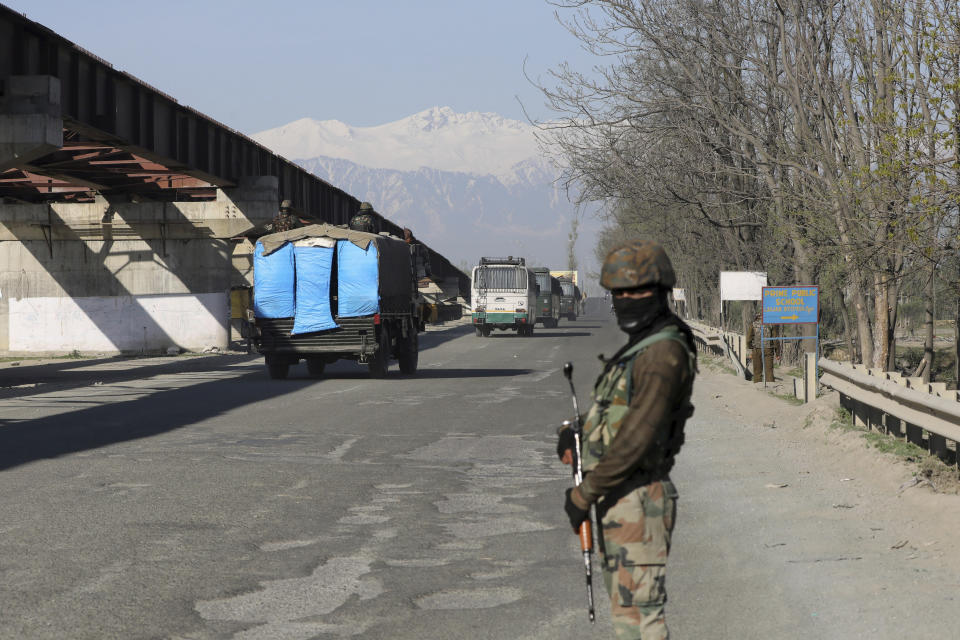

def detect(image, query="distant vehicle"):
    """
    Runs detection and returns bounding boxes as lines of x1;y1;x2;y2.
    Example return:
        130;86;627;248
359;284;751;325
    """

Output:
550;269;579;287
251;224;420;379
471;256;538;337
558;277;579;322
531;267;561;328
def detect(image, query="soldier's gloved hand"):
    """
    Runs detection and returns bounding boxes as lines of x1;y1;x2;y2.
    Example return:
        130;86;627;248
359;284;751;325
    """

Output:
556;425;576;464
564;488;589;533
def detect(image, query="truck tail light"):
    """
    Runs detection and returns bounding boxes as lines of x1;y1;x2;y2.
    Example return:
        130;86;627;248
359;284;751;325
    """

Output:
374;313;381;325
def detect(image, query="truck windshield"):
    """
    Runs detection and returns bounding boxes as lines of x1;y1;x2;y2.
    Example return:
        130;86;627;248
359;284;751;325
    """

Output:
477;267;526;291
561;282;575;296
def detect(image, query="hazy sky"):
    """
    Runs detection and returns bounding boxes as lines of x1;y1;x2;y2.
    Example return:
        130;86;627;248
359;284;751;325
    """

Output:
7;0;596;133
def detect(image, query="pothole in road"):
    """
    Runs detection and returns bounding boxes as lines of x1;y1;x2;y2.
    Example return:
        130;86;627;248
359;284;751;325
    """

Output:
414;586;524;610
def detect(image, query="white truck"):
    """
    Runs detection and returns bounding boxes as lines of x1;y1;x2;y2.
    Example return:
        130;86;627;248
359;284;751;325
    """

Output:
471;256;538;337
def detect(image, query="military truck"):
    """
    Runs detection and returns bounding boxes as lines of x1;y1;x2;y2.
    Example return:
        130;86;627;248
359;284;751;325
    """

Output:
557;276;579;322
531;267;561;328
250;224;420;379
471;256;538;337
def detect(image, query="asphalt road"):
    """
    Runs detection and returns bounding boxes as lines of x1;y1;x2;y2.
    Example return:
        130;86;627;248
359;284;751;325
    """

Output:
1;312;958;639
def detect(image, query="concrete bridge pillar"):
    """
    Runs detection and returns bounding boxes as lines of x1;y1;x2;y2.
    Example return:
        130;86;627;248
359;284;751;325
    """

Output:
0;75;62;171
0;177;278;356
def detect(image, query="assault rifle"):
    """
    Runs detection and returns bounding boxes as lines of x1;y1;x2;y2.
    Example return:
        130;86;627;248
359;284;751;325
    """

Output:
561;361;596;623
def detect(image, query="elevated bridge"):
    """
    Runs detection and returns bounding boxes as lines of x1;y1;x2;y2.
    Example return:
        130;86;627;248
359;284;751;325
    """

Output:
0;4;467;354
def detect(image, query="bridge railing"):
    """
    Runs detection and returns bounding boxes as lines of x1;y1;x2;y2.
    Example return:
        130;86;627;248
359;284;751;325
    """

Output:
819;359;960;467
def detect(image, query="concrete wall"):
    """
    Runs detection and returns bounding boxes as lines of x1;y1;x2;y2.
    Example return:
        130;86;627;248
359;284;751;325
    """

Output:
8;293;228;353
0;177;274;355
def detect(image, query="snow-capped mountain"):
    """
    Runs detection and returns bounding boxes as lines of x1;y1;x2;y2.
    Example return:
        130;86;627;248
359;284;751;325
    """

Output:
253;106;538;177
251;107;598;288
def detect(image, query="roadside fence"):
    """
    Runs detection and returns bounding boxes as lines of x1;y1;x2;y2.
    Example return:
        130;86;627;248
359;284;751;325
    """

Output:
819;360;960;467
687;318;959;467
689;321;747;380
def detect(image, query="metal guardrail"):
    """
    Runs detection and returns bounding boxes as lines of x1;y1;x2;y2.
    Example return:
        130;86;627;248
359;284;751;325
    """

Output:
819;360;960;466
687;320;957;464
688;321;747;379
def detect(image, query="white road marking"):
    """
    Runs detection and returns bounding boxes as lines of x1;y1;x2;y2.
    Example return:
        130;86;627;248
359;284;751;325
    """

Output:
325;437;358;461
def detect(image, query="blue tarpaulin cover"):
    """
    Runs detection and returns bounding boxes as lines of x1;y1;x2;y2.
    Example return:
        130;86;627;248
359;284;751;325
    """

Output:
292;245;339;334
337;240;380;317
253;241;295;318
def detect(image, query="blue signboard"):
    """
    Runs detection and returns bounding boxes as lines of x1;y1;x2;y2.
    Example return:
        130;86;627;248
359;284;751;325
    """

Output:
762;286;818;324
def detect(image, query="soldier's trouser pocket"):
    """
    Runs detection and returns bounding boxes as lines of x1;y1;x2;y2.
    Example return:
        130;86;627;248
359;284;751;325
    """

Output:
607;565;669;640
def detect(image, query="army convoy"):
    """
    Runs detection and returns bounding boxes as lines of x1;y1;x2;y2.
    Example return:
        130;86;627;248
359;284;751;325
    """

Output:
471;257;584;337
248;228;585;379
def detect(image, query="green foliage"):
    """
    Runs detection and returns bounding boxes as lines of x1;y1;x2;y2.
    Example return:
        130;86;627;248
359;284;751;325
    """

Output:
862;431;930;459
829;408;858;432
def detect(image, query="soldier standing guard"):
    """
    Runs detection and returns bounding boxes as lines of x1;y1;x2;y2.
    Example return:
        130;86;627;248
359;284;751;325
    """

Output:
558;240;696;640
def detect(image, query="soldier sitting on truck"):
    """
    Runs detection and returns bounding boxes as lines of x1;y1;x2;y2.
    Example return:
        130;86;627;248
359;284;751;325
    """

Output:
267;199;302;233
349;202;381;234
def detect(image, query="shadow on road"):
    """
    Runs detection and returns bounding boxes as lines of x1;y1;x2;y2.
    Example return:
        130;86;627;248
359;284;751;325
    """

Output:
0;324;474;401
0;354;258;402
0;323;485;471
0;370;307;472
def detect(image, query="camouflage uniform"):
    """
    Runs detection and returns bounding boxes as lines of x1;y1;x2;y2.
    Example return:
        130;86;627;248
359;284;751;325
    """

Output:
270;199;300;233
349;201;380;233
570;240;696;640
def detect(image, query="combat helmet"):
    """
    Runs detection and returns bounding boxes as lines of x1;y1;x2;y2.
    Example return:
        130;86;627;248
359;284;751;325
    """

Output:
358;201;374;212
279;199;293;211
600;239;676;290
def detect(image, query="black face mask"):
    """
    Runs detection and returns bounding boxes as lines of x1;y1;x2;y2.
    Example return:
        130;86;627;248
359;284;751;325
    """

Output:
612;291;667;334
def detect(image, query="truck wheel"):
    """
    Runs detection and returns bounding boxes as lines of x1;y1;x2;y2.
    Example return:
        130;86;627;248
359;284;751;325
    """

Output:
307;358;325;378
475;326;482;337
265;355;289;380
368;327;390;378
398;328;419;374
527;323;534;336
569;314;576;322
481;325;491;337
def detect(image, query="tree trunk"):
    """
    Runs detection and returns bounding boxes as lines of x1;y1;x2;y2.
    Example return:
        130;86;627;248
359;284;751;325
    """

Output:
922;267;935;383
954;291;959;386
872;272;891;370
851;280;873;366
886;276;901;372
839;286;855;363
